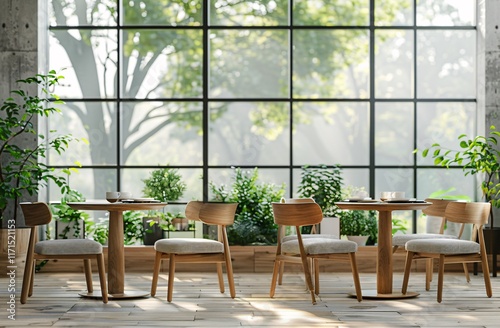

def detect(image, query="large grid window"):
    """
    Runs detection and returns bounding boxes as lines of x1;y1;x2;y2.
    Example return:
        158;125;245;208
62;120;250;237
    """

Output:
46;0;478;234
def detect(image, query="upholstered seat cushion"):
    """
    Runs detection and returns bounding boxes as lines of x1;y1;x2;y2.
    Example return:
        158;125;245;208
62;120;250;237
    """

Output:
281;238;357;255
35;239;102;255
282;234;338;243
405;238;480;255
155;238;224;254
393;233;457;247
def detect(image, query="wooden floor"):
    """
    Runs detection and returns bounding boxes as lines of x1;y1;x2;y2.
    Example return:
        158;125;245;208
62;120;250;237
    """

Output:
2;271;499;327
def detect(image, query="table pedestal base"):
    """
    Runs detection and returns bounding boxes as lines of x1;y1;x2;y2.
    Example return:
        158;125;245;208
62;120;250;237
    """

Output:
349;289;419;300
79;290;150;300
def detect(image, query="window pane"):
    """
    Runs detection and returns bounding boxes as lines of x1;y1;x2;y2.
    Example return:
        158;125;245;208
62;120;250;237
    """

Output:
122;0;202;26
121;102;203;165
417;0;476;26
375;0;413;26
210;0;288;26
209;168;289;200
375;30;414;99
121;29;203;98
375;102;414;165
48;101;117;166
50;168;118;202
49;0;117;27
375;168;414;198
50;29;118;98
208;102;290;165
293;0;369;26
122;168;202;202
210;30;289;98
417;30;476;98
293;102;370;166
293;30;369;99
416;102;476;165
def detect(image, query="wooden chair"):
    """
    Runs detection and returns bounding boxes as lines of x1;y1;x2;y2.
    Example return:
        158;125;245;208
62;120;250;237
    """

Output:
20;202;108;304
270;202;362;304
278;197;338;289
402;201;492;302
393;198;469;290
150;201;238;302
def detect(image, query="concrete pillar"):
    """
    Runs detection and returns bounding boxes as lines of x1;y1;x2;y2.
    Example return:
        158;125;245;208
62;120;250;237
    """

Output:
0;0;38;224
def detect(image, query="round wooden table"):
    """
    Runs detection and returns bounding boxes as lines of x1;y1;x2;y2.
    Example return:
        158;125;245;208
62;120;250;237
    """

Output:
335;201;431;299
68;201;167;299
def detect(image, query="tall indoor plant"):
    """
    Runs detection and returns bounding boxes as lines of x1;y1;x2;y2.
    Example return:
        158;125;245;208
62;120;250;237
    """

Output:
0;71;83;223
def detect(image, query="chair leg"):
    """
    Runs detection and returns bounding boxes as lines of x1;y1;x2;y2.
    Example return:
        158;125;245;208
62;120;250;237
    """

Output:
401;251;414;294
480;252;492;298
314;259;320;295
83;259;93;293
224;250;236;299
437;254;445;303
96;254;108;303
425;258;433;291
278;262;285;285
167;253;176;302
21;259;35;304
349;253;363;302
28;261;35;297
150;251;162;297
216;263;225;294
462;263;471;283
269;259;281;298
299;254;316;304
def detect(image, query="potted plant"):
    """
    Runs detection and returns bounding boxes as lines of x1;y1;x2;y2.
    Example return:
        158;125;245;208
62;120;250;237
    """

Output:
0;71;83;224
297;165;344;234
417;125;500;275
141;167;187;244
339;209;378;246
51;189;89;239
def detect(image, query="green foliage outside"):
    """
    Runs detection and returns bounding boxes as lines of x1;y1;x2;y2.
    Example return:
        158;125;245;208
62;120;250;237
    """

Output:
418;125;500;208
50;189;89;239
0;70;84;221
210;167;285;245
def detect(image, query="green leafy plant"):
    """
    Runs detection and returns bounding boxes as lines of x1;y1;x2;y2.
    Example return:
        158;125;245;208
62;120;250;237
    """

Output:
417;125;500;224
123;211;145;245
339;209;378;244
142;167;187;202
297;165;344;217
0;70;84;221
210;167;285;245
86;221;109;245
51;189;89;239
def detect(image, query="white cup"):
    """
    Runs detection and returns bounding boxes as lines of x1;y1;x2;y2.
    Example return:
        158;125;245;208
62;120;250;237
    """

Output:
380;191;405;200
118;191;132;200
106;191;120;203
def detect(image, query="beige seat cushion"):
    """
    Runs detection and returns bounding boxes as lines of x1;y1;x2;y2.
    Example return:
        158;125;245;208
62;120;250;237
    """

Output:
282;234;338;243
405;238;480;255
155;238;223;254
393;233;457;247
35;239;102;255
281;238;357;255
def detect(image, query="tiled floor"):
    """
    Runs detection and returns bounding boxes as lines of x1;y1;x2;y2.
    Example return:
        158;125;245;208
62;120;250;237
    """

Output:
1;271;499;327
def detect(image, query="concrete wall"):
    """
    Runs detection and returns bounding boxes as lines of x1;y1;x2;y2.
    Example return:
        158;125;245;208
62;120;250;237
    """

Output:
0;0;38;224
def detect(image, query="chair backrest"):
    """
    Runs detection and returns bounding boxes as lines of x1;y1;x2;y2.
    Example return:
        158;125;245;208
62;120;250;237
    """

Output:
20;202;52;227
280;197;315;204
185;201;204;221
444;201;491;226
272;202;324;227
422;198;456;217
199;202;238;226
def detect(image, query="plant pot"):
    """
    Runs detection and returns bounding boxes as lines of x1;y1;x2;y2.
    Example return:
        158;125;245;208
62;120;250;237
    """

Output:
143;217;163;246
346;235;369;246
55;220;85;239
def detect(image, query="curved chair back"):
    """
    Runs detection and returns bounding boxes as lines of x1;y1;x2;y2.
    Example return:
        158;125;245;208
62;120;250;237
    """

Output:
20;202;52;226
199;202;238;226
422;198;456;217
185;200;204;221
444;201;491;226
272;202;323;226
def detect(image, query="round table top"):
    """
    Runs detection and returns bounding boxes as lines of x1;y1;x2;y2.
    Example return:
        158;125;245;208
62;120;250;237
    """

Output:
67;201;168;211
335;201;432;211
